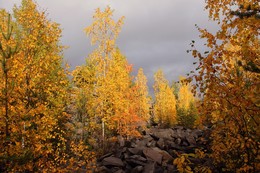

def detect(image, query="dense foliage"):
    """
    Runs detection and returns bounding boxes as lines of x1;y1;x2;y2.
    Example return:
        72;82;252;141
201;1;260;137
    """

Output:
0;0;258;172
190;0;259;172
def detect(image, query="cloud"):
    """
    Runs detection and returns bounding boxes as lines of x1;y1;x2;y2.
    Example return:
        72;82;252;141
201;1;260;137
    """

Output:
1;0;217;91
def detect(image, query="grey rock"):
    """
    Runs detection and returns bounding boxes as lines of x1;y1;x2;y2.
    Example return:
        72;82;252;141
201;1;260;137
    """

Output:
114;169;125;173
102;157;125;167
156;138;165;149
146;139;156;147
152;129;174;139
128;147;143;155
125;155;147;166
143;162;157;173
186;135;196;146
152;147;173;164
143;147;163;164
131;166;143;173
175;137;182;145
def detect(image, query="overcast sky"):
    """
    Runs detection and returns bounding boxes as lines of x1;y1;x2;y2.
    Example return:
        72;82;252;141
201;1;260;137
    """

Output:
1;0;217;91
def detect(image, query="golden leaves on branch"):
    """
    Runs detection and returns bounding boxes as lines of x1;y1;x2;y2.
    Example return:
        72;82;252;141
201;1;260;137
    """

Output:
191;0;260;171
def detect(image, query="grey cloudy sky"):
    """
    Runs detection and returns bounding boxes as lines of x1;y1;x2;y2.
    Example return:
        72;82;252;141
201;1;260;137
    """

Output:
1;0;217;90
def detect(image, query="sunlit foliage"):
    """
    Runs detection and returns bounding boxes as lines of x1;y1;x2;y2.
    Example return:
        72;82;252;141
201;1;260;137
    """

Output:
153;69;177;127
191;0;259;171
176;77;198;128
0;0;95;171
72;6;149;154
135;68;151;126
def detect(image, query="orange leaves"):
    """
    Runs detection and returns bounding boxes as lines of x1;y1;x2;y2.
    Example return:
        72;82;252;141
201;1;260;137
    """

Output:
192;0;260;171
72;7;149;151
0;0;71;171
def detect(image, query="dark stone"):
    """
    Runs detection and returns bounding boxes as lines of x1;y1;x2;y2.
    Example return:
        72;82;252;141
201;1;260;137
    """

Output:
154;165;165;173
102;157;125;167
175;128;186;140
96;126;213;172
146;139;156;147
175;138;182;145
152;147;173;164
128;147;143;155
129;155;147;162
143;161;157;173
156;138;165;149
173;126;186;130
125;164;133;171
115;147;127;158
152;129;175;139
98;152;113;162
150;133;160;141
181;140;189;147
125;155;147;166
95;166;110;173
192;129;203;139
131;165;143;173
114;169;125;173
125;140;133;148
186;135;196;146
123;152;131;159
132;135;155;148
143;147;163;164
166;164;176;172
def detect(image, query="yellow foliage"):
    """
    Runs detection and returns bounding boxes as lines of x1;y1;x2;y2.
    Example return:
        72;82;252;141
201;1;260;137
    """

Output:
178;76;195;111
153;69;177;127
72;7;148;153
1;0;97;172
135;68;151;125
173;154;193;173
192;0;259;171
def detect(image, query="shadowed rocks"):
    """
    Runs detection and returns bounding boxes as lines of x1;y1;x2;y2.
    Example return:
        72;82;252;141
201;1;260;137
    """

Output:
96;126;212;173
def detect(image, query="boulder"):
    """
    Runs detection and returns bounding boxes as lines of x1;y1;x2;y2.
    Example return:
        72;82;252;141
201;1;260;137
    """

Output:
128;147;143;155
151;129;174;139
143;147;163;164
131;165;143;173
114;169;125;173
156;138;165;149
125;155;147;166
102;157;125;167
96;126;213;172
152;147;173;164
143;161;157;173
186;135;196;146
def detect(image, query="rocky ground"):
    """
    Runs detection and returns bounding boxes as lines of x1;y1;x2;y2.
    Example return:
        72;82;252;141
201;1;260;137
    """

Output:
95;126;216;173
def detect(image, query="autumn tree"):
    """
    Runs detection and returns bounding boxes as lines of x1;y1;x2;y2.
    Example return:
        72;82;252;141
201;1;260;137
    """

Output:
71;58;98;145
0;10;20;172
84;6;125;143
105;50;144;137
72;7;147;153
134;68;151;126
0;0;96;171
191;0;259;171
153;69;177;127
176;77;198;128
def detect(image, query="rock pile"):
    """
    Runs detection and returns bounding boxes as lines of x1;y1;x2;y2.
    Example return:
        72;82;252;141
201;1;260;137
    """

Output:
96;126;213;173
